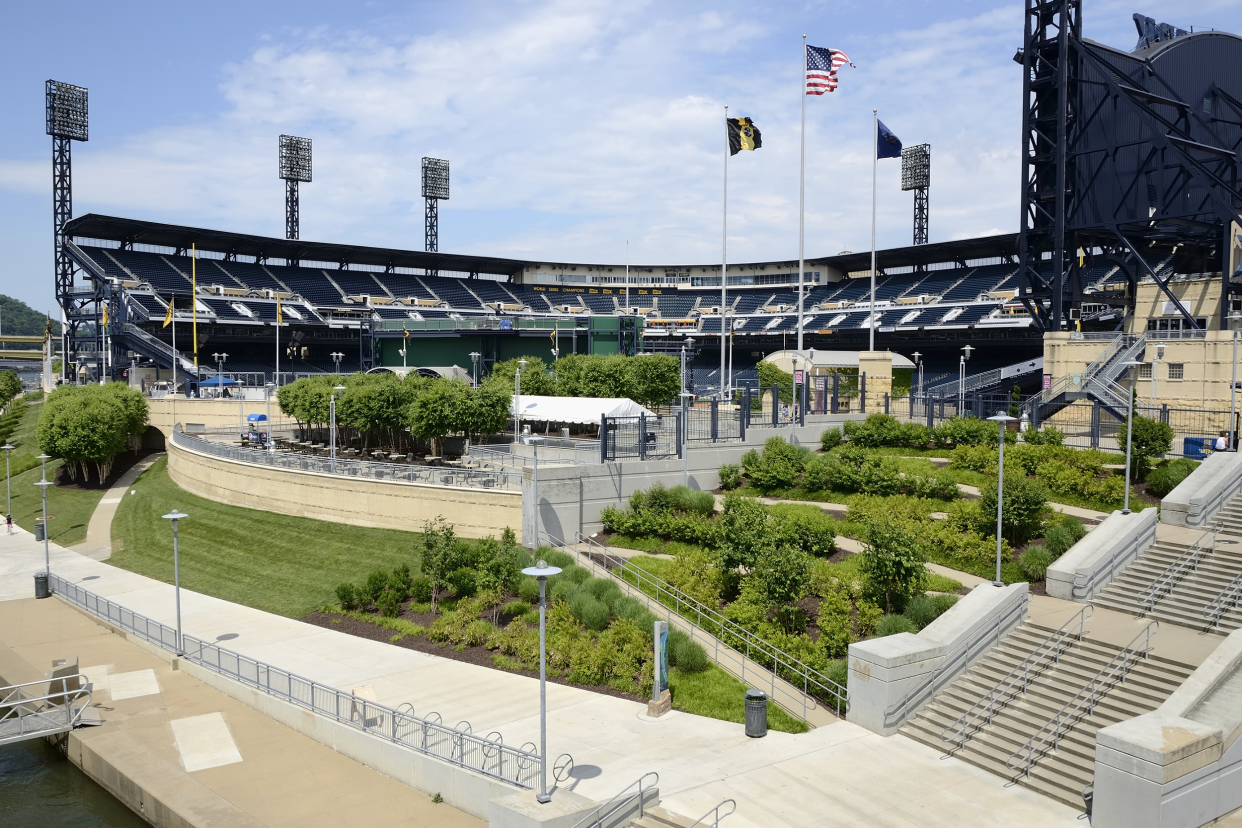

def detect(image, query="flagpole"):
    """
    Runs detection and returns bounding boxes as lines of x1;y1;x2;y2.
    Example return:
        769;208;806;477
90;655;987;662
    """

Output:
275;296;280;388
870;109;878;353
625;240;629;312
192;244;199;373
170;298;176;420
798;34;807;354
721;105;729;401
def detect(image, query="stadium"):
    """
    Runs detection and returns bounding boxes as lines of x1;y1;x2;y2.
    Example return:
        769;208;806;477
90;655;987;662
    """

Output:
12;4;1242;828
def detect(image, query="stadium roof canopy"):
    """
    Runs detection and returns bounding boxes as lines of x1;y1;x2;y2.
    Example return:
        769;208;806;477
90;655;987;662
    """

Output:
64;213;1019;279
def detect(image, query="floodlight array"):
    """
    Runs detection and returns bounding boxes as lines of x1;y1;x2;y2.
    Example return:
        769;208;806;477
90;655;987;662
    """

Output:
46;80;89;142
279;135;313;182
422;157;450;200
901;144;931;191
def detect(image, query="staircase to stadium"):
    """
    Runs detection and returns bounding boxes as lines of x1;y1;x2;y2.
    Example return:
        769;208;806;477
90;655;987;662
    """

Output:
1023;333;1149;423
923;356;1044;398
901;616;1192;809
1092;505;1242;633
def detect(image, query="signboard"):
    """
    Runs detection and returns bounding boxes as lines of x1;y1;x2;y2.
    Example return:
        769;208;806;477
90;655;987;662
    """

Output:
1042;373;1052;390
794;370;804;384
498;319;513;331
653;621;669;697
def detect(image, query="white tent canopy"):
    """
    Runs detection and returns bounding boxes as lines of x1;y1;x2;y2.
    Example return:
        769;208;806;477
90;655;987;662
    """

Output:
510;395;655;424
763;350;916;371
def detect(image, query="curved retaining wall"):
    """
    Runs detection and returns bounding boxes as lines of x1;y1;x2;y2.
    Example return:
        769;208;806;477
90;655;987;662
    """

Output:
167;436;523;541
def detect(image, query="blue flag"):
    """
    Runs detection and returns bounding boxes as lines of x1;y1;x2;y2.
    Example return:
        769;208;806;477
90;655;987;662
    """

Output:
877;120;902;159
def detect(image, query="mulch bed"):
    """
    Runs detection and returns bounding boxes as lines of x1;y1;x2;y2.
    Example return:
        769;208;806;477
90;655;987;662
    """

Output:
53;449;154;491
298;608;646;704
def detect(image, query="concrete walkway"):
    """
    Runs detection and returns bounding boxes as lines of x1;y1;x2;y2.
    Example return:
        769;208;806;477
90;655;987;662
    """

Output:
0;595;481;828
76;453;163;561
0;532;1087;828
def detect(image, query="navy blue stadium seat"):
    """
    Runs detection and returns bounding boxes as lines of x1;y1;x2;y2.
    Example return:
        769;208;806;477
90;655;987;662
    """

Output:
107;249;192;293
214;260;288;293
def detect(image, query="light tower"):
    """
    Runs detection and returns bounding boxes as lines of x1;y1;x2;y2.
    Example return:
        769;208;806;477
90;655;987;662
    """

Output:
901;144;930;246
421;157;449;277
279;135;312;247
47;80;90;382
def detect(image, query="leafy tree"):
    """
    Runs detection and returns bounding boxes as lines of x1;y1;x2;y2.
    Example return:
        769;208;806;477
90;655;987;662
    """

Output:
757;361;796;403
580;355;630;399
0;296;62;337
752;544;812;631
1121;412;1175;480
978;473;1048;545
859;517;927;613
465;381;511;436
490;357;555;396
409;379;471;455
716;493;775;579
0;371;22;409
37;383;145;483
420;517;462;612
625;354;680;406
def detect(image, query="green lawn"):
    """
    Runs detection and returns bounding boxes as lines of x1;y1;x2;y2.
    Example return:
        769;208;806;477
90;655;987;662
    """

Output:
669;663;808;733
109;457;442;617
6;460;104;546
4;400;47;479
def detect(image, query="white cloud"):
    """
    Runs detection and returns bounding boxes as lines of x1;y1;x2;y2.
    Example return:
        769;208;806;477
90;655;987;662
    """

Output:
0;1;1034;267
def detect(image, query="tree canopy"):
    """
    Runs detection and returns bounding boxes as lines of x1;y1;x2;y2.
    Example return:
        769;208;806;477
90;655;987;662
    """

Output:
37;382;148;483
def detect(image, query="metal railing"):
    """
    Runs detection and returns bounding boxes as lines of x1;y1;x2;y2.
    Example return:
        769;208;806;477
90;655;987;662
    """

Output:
926;357;1044;399
883;593;1030;731
122;323;199;376
1072;544;1138;601
469;440;603;468
1006;621;1159;780
552;532;847;719
49;574;543;789
176;428;522;491
687;799;737;827
0;676;93;747
570;771;658;828
1203;569;1242;628
941;606;1093;752
1138;524;1222;613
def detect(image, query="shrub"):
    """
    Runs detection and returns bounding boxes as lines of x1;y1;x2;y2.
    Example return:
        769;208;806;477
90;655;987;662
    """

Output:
377;590;402;618
824;659;849;692
844;414;903;448
335;582;359;611
569;592;611;631
612;596;657;632
979;474;1048;545
542;549;576;569
718;463;743;491
364;570;389;605
770;503;837;558
904;595;937;630
667;629;709;673
741;437;806;492
584;577;623;608
930;594;959;617
517;576;541;604
1146;458;1198;497
875;614;920;637
860;517;927;612
816;584;854;658
1043;524;1078;557
669;485;716;516
1122;413;1175;479
389;563;414;602
447;567;478;598
898;422;931;448
932;416;996;448
410;576;433;604
820;427;843;451
503;600;530;617
1022;425;1064;446
1019;545;1054;581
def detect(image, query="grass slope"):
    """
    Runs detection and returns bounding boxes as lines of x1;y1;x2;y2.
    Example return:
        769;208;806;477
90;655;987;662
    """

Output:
7;461;103;546
109;457;444;617
669;663;808;733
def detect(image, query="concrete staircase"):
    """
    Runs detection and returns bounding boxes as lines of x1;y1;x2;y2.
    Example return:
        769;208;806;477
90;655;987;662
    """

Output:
1092;535;1242;633
1213;491;1242;538
901;622;1193;809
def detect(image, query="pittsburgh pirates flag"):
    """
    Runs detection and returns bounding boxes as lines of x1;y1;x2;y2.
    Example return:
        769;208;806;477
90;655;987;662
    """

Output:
727;117;762;156
163;298;174;328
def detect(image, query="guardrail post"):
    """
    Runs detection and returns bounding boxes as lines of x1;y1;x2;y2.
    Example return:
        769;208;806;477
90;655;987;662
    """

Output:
884;392;889;415
710;399;719;442
1161;403;1169;425
638;413;647;461
860;373;867;413
600;416;608;462
831;374;839;414
738;398;746;441
799;381;807;426
1091;402;1101;448
676;411;683;459
771;387;779;428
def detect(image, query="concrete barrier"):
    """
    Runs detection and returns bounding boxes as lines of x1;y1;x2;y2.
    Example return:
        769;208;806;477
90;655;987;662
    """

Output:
1093;629;1242;828
1162;450;1242;528
846;583;1029;736
1046;509;1158;601
167;435;522;541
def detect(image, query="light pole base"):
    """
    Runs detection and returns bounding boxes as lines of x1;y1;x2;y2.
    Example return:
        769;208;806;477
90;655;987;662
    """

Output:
536;793;552;804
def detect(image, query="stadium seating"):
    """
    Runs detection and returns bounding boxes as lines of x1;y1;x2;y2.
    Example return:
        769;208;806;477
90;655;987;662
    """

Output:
106;249;193;293
423;275;485;309
377;274;438;301
657;295;697;318
278;268;347;306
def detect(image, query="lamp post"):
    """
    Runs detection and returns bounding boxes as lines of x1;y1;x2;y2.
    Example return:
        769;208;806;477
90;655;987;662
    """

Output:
959;345;974;414
35;454;52;574
162;510;188;654
330;351;344;375
514;358;527;443
469;352;481;387
1120;361;1145;514
2;443;13;523
329;385;346;471
912;351;923;397
681;391;694;486
1230;315;1242;451
265;383;275;451
212;351;228;384
520;559;563;804
1151;342;1165;409
399;344;407;370
986;415;1016;586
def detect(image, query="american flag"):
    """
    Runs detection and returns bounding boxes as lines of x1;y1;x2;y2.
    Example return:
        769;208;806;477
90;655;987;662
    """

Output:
806;44;855;95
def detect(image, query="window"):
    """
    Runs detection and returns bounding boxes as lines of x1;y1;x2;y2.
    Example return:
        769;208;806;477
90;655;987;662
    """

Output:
1139;364;1153;379
1168;363;1184;380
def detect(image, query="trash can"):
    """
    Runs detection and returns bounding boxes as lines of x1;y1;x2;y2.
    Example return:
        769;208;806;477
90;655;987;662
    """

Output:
744;689;768;738
34;522;45;542
34;572;49;599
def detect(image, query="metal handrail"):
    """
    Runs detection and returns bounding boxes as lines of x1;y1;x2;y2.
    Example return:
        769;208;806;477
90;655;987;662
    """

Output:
941;606;1093;751
175;429;522;491
558;531;847;718
1138;524;1222;613
569;771;658;828
884;592;1030;731
1203;568;1242;628
48;574;541;789
0;675;93;745
686;799;737;827
1006;621;1159;779
1072;543;1138;600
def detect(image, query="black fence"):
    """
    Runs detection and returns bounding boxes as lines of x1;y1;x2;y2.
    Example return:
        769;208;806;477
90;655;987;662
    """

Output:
600;405;745;461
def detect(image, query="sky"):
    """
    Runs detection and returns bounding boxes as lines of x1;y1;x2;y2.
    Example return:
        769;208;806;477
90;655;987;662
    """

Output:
1;0;1239;317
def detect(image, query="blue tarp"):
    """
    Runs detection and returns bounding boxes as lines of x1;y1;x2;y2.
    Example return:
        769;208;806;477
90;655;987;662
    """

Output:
247;413;268;422
198;375;240;387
